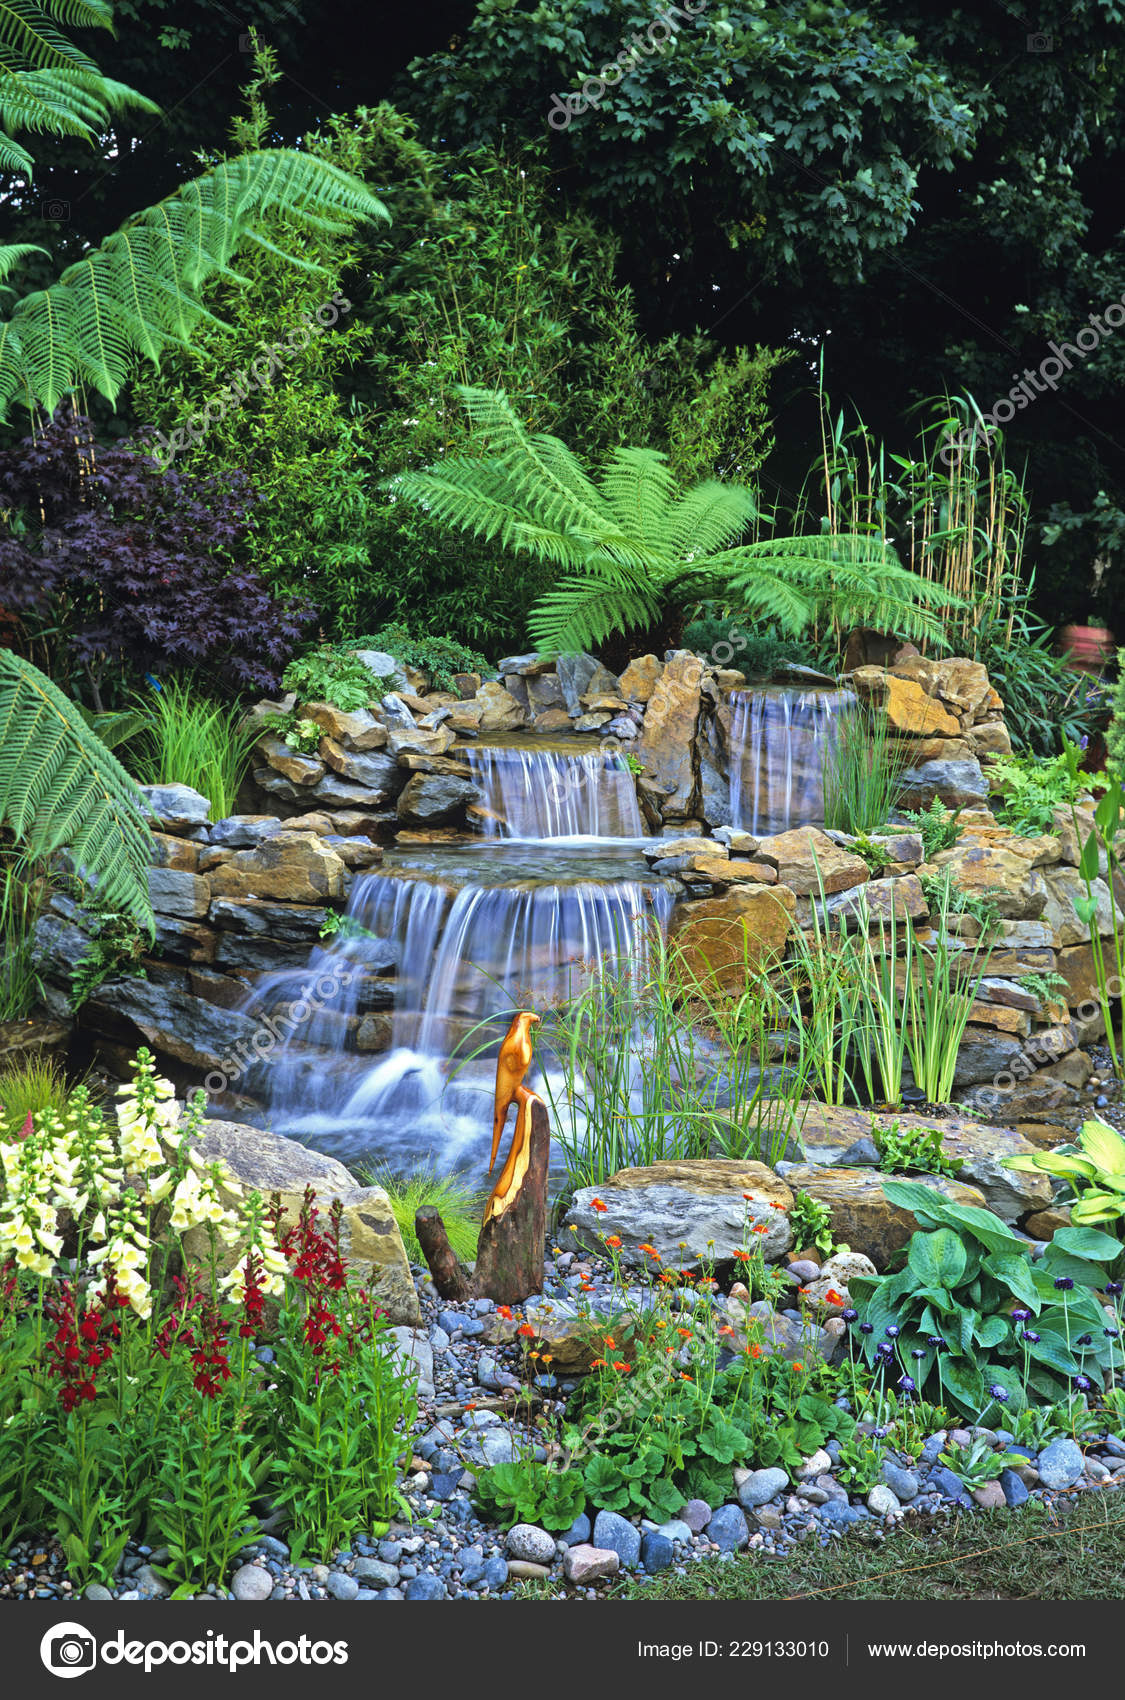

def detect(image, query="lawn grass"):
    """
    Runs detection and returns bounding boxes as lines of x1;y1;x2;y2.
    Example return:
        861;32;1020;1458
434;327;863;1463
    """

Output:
514;1494;1125;1602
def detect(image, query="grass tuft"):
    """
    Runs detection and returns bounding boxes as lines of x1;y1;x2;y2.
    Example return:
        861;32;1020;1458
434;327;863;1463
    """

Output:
358;1165;483;1266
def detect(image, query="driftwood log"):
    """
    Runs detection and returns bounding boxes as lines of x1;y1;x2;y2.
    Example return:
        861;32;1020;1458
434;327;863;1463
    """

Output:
414;1012;549;1305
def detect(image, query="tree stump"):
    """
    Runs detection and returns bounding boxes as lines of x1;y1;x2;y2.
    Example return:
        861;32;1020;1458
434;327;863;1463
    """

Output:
414;1206;474;1301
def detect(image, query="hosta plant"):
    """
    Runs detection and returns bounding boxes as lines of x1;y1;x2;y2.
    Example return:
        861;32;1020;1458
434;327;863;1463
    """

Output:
1004;1118;1125;1234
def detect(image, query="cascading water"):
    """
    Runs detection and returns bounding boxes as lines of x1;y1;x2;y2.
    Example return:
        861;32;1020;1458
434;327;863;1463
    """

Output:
240;846;673;1172
464;741;643;839
727;686;857;834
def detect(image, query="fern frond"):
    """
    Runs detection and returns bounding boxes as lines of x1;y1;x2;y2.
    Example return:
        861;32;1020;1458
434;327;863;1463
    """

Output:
0;150;389;418
0;649;154;934
527;561;661;656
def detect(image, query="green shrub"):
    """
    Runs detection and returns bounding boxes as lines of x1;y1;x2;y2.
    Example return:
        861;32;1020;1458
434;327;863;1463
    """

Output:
353;626;490;692
823;706;910;834
282;646;383;714
0;1055;77;1135
903;798;963;859
990;744;1106;837
873;1117;963;1179
363;1167;482;1266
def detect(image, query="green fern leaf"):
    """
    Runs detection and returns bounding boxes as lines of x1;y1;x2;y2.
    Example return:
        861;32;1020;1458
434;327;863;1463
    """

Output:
0;650;154;934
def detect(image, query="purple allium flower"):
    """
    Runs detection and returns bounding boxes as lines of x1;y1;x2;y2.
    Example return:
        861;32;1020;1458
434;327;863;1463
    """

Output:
842;1308;858;1322
927;1335;947;1349
988;1384;1010;1403
897;1374;916;1393
885;1324;901;1338
1054;1277;1075;1291
1074;1374;1093;1392
1011;1308;1032;1322
912;1347;926;1359
1022;1330;1041;1344
860;1322;874;1335
1107;1282;1123;1296
1077;1333;1093;1347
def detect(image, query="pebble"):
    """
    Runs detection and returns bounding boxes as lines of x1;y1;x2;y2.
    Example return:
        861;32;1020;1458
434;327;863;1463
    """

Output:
506;1525;557;1565
680;1498;713;1533
506;1561;550;1581
230;1564;273;1602
656;1519;693;1545
932;1466;969;1502
866;1485;901;1518
404;1575;446;1600
738;1468;789;1508
1038;1439;1085;1489
705;1505;749;1551
561;1513;591;1546
325;1571;359;1601
354;1558;399;1588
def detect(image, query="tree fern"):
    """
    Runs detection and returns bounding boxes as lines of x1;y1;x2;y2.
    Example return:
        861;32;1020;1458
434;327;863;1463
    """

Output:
389;386;956;655
0;151;389;417
0;649;154;933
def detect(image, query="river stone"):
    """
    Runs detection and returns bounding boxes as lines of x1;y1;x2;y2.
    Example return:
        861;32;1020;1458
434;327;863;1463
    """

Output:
396;772;480;826
754;827;870;896
999;1468;1030;1508
506;1525;557;1565
563;1544;620;1584
640;1532;674;1574
565;1160;793;1270
180;1122;420;1324
592;1511;641;1569
208;837;347;903
867;1484;901;1518
138;783;211;831
779;1166;988;1269
1037;1438;1084;1489
637;651;703;817
619;655;664;702
669;885;797;990
230;1564;273;1602
737;1468;788;1508
706;1504;749;1551
880;1459;919;1501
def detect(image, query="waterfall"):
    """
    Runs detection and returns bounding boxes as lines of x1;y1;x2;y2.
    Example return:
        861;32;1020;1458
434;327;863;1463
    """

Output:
239;861;673;1171
727;687;857;835
464;743;643;839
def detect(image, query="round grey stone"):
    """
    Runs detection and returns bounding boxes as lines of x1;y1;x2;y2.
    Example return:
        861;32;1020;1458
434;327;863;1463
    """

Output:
230;1564;273;1602
1037;1438;1084;1489
880;1459;919;1501
705;1504;749;1552
404;1573;446;1600
680;1498;713;1533
738;1468;789;1508
506;1524;557;1565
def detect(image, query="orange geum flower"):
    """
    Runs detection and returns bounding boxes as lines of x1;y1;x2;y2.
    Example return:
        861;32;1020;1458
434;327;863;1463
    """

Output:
676;1326;693;1338
824;1289;846;1307
638;1243;661;1259
613;1360;631;1373
496;1305;513;1319
770;1201;787;1211
654;1319;667;1330
603;1335;618;1348
680;1372;693;1382
590;1357;607;1369
529;1350;540;1360
718;1325;735;1337
791;1361;804;1373
591;1198;608;1213
752;1224;769;1236
518;1323;536;1338
733;1249;751;1262
742;1193;755;1201
749;1344;764;1359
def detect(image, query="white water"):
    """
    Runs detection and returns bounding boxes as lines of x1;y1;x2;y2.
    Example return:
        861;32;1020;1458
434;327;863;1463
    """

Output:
464;744;643;839
728;687;857;834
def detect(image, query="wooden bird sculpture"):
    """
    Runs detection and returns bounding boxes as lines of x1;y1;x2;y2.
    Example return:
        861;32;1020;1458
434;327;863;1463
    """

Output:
489;1010;540;1175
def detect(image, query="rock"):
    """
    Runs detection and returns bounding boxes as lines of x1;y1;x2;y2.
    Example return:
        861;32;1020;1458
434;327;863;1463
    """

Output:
471;680;527;734
640;1532;674;1574
256;735;326;787
326;1571;359;1600
818;874;928;927
971;1481;1006;1509
83;976;266;1078
851;668;961;736
801;1250;877;1311
138;783;211;831
755;827;870;896
680;1499;713;1534
208;816;283;849
354;649;401;684
300;703;388;750
152;831;201;871
932;1466;969;1502
208;838;347;903
1037;1439;1084;1489
670;885;797;989
404;1575;446;1600
318;742;398;791
563;1545;620;1584
566;1160;793;1270
935;1121;1052;1222
779;1166;988;1268
867;1484;902;1517
148;866;210;919
999;1468;1030;1508
637;651;703;817
208;897;327;939
737;1468;789;1508
619;655;665;702
311;768;403;809
896;760;989;812
592;1510;641;1569
929;836;1051;920
1042;869;1122;945
507;1525;557;1565
231;1564;273;1602
353;1558;399;1587
396;772;480;826
561;1513;591;1547
385;1329;435;1401
880;1460;919;1501
182;1122;420;1324
705;1504;749;1551
657;1519;693;1546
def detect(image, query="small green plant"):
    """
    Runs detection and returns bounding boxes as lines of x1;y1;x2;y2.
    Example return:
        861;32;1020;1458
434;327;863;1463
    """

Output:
622;752;644;776
834;1430;885;1493
990;745;1107;838
1004;1117;1125;1236
918;869;1002;933
260;712;323;754
822;705;910;835
0;1055;78;1135
903;798;963;859
938;1435;1025;1490
1016;970;1069;1008
788;1189;836;1260
352;624;490;693
283;644;383;713
130;677;259;819
472;1458;586;1531
69;910;148;1009
0;855;44;1022
873;1116;963;1179
318;911;380;943
1070;767;1124;1077
361;1166;482;1266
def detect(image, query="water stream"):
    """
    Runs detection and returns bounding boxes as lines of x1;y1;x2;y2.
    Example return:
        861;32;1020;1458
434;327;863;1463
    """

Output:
727;686;857;834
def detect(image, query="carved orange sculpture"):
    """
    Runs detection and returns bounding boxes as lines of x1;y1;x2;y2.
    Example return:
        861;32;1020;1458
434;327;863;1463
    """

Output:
489;1010;540;1175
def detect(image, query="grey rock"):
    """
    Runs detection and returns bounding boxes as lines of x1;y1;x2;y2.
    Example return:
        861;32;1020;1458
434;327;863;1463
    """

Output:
208;815;284;849
866;1484;901;1518
560;1513;591;1547
506;1524;557;1565
838;1137;880;1168
656;1520;693;1546
999;1469;1029;1508
932;1466;969;1502
592;1510;641;1569
481;1555;509;1589
396;772;480;827
818;1500;868;1528
896;760;989;812
325;1571;359;1601
230;1564;274;1602
355;650;401;682
787;1259;821;1283
84;1583;114;1601
353;1558;399;1587
374;1587;405;1602
680;1498;713;1534
705;1505;749;1552
880;1460;919;1501
555;654;601;716
403;1574;446;1600
641;1533;675;1574
1037;1438;1085;1489
738;1468;789;1508
138;783;211;830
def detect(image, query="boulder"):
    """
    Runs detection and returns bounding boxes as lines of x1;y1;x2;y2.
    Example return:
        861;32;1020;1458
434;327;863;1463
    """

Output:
851;669;961;737
182;1120;420;1325
256;735;326;787
311;768;402;808
929;838;1050;919
1041;868;1122;945
817;874;927;927
565;1159;793;1270
895;760;989;811
148;867;210;919
753;826;869;897
525;673;567;714
396;772;480;826
637;651;703;818
533;708;572;733
669;886;797;988
83;977;265;1076
208;898;328;939
137;784;211;832
618;655;664;702
207;817;284;850
318;741;399;788
555;654;601;716
779;1166;988;1268
208;838;347;903
472;681;527;733
301;703;387;751
151;832;200;872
